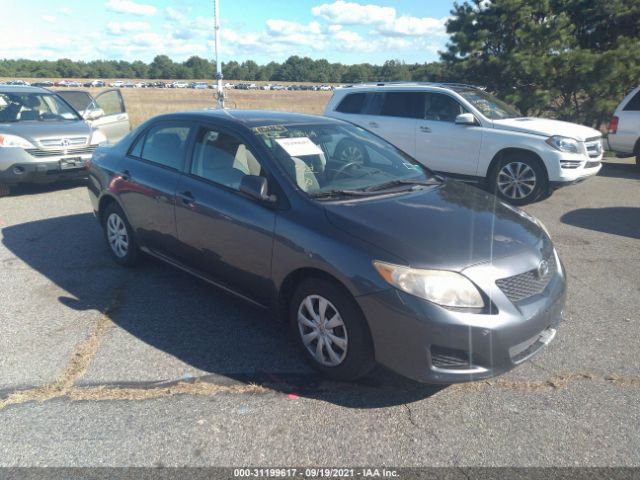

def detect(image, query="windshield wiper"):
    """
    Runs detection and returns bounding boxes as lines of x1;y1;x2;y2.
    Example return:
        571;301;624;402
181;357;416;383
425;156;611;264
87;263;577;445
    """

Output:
363;178;442;192
309;189;387;199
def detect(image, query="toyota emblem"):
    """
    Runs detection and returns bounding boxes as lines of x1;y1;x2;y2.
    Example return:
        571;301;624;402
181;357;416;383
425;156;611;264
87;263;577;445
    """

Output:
61;138;70;147
537;259;550;278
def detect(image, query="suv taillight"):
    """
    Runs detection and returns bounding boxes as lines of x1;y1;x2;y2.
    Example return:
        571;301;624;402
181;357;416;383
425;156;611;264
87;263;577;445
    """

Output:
609;116;619;134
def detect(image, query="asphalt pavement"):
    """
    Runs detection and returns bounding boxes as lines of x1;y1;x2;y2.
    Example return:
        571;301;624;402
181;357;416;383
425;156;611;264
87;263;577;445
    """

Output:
0;158;638;468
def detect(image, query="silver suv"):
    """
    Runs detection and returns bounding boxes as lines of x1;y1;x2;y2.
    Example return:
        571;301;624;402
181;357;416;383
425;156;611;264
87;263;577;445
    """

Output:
0;86;130;196
607;85;640;166
325;82;603;205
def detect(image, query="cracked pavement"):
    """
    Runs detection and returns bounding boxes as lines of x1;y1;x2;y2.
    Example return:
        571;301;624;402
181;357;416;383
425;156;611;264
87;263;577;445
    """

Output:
0;158;639;467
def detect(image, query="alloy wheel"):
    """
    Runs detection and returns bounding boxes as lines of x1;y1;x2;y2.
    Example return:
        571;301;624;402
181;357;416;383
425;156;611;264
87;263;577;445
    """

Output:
297;295;348;367
339;145;364;163
497;161;537;200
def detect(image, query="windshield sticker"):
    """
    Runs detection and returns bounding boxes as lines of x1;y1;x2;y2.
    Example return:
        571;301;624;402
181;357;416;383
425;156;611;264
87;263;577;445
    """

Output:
252;125;286;134
275;137;323;157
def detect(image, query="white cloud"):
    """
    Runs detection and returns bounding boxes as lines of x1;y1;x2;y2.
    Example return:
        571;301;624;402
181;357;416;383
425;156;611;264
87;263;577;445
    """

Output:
266;20;322;36
41;15;56;23
312;0;395;25
106;21;151;35
165;6;186;21
330;29;375;52
59;7;72;14
375;16;449;37
105;0;157;16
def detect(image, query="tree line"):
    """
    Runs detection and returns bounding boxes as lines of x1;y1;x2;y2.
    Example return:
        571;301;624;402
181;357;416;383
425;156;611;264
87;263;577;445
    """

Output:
1;0;637;127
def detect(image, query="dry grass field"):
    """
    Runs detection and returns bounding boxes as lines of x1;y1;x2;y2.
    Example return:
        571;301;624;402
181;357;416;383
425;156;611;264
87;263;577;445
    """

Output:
111;88;332;127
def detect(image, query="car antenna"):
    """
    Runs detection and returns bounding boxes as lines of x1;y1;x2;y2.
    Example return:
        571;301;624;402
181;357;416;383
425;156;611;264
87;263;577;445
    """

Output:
214;0;225;109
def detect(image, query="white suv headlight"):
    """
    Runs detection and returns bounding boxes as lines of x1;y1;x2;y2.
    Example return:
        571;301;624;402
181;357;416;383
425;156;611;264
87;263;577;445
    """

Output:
373;261;485;308
546;135;579;153
0;134;35;149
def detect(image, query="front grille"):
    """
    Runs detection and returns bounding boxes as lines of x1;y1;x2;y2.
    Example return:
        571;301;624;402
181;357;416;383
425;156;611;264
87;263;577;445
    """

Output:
25;145;96;158
431;346;470;368
585;161;601;168
496;254;557;303
39;137;88;147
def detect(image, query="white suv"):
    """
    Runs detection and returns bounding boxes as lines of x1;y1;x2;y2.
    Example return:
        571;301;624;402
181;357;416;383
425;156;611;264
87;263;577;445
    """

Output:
325;83;603;204
607;85;640;166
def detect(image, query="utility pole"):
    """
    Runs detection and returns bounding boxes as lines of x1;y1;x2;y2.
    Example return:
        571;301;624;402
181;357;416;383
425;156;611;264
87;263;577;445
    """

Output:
214;0;225;108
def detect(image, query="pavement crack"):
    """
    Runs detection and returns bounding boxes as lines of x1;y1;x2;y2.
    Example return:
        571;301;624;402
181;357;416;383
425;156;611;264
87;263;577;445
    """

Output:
0;286;122;411
403;403;419;428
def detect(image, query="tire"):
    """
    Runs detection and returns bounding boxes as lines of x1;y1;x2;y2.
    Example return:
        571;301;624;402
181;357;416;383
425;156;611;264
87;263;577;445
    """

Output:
290;277;375;381
102;202;140;266
0;184;10;197
489;153;547;205
334;139;369;165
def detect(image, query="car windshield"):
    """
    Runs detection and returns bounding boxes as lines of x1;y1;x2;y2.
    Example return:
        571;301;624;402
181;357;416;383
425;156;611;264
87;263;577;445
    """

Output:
0;92;81;123
252;122;435;198
454;88;521;120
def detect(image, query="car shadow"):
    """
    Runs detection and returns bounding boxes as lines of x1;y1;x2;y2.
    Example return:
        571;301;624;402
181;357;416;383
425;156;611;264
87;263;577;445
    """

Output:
1;213;445;408
597;160;640;180
6;179;88;197
561;207;640;240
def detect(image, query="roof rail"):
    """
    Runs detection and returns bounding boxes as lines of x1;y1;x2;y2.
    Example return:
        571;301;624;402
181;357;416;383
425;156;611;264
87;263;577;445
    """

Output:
343;81;484;90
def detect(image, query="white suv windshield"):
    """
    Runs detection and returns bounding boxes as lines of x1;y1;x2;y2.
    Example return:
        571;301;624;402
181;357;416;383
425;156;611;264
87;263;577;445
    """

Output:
454;88;521;120
0;92;81;123
252;123;433;197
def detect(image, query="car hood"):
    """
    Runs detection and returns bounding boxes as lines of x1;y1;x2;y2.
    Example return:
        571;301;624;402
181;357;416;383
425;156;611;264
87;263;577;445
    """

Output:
324;181;550;271
493;117;601;141
0;120;92;144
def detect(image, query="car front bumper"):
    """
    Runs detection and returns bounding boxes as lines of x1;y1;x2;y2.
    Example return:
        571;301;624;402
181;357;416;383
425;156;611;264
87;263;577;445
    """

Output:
0;148;94;185
357;254;566;384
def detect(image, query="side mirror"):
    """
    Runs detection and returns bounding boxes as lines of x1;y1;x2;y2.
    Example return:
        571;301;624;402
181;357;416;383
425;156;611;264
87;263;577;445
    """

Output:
84;108;105;120
240;175;277;204
455;113;478;126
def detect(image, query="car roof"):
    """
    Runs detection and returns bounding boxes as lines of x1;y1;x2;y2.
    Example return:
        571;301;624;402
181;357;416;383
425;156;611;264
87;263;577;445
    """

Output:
334;82;483;93
157;109;340;128
0;85;51;94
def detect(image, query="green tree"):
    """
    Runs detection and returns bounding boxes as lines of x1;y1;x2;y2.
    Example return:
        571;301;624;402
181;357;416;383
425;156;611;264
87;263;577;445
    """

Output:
148;55;175;79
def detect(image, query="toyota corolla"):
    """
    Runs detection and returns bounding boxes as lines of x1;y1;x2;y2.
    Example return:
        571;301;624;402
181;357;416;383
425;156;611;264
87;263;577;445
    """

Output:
87;110;566;383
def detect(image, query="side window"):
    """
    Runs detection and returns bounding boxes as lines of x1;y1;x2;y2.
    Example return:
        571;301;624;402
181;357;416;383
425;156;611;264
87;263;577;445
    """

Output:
128;132;144;157
380;92;425;119
140;124;190;170
190;128;263;190
336;93;366;114
424;93;467;122
95;90;126;115
623;90;640;111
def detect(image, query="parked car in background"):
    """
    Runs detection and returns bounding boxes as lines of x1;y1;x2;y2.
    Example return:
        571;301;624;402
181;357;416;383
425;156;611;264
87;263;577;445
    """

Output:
0;85;119;196
607;85;640;166
325;82;603;205
6;80;31;86
87;109;565;383
192;82;209;89
32;81;54;88
109;81;125;88
84;80;106;88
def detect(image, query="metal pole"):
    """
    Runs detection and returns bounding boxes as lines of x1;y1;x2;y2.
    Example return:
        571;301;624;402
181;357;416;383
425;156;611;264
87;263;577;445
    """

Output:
214;0;225;108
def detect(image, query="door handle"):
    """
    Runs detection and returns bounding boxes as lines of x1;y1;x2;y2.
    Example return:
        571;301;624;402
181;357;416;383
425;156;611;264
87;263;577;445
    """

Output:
368;122;379;128
118;169;131;180
178;191;195;205
419;126;431;133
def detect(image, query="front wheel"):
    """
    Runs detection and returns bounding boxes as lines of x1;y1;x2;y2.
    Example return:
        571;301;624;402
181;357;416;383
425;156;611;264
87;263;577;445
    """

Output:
490;155;547;205
290;278;374;381
102;202;140;266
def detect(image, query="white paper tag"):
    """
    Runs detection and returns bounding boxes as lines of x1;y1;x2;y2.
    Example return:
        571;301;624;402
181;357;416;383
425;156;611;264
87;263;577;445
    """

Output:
275;137;323;157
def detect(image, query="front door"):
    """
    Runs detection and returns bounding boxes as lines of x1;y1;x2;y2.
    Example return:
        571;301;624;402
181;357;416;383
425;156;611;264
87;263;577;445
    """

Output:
174;125;276;305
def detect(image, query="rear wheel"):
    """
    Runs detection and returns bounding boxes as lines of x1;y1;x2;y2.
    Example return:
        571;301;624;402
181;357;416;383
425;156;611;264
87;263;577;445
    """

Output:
334;139;369;165
290;278;374;381
102;202;139;266
0;184;10;197
490;154;547;205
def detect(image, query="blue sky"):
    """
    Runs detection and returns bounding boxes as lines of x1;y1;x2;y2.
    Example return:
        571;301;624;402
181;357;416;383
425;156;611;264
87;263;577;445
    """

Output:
1;0;457;65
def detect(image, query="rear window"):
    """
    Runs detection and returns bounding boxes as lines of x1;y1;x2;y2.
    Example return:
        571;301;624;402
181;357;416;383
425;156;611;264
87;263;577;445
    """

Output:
335;93;366;114
379;92;425;119
623;90;640;111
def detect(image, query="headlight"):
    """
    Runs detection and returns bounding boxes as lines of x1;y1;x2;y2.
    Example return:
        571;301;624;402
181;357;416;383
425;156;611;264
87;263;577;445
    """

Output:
373;261;485;308
0;134;35;149
500;201;552;239
90;130;107;145
546;135;579;153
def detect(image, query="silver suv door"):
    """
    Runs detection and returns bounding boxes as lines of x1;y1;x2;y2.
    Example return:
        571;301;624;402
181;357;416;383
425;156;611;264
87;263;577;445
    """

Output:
56;89;130;143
